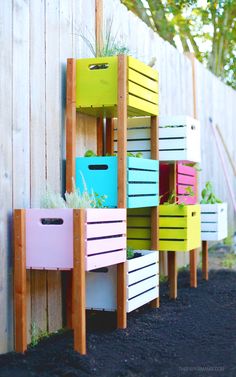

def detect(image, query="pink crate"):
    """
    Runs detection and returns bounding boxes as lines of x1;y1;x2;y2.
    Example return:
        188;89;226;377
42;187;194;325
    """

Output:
160;163;197;205
26;209;73;270
85;209;126;270
25;208;126;271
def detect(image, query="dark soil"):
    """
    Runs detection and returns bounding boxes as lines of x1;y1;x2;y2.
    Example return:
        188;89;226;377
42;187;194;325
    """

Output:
1;269;236;377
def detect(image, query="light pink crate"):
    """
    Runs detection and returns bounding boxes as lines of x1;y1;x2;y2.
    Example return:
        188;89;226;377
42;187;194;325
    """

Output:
85;209;126;270
25;208;126;271
26;209;73;270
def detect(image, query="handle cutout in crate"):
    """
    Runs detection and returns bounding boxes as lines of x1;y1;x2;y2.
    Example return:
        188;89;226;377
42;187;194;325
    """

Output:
88;164;109;170
41;218;64;225
89;63;109;70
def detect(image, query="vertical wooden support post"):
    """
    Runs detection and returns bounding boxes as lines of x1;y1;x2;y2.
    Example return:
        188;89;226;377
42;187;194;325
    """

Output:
95;0;103;56
190;249;197;288
186;52;198;288
66;58;76;328
150;115;160;308
106;118;114;155
14;209;27;353
97;116;104;155
66;58;76;192
202;240;209;280
168;251;177;299
73;209;86;354
117;55;127;329
167;163;178;298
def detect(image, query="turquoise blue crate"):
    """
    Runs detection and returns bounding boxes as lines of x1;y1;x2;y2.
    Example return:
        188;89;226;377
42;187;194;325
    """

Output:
75;156;159;208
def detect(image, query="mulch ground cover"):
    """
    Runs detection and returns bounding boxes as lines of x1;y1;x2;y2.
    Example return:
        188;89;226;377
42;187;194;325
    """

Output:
0;269;236;377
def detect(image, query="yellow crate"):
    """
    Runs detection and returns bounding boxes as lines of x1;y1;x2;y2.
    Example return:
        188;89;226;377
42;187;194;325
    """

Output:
159;205;201;251
76;56;158;117
127;205;201;252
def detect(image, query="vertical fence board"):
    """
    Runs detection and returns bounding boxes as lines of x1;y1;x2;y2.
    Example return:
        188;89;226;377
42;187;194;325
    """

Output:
0;0;13;354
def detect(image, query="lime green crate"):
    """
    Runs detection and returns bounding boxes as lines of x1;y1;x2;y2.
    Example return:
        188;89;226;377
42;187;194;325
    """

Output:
76;56;158;117
127;205;201;252
159;204;201;251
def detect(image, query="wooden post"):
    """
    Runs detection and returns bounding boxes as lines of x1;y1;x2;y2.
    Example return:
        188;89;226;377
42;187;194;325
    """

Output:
168;251;177;299
202;240;208;280
66;58;76;193
97;116;104;155
73;209;86;354
186;52;198;288
150;115;159;308
106;118;114;155
117;55;127;329
95;0;103;56
14;209;27;353
190;249;197;288
66;58;76;328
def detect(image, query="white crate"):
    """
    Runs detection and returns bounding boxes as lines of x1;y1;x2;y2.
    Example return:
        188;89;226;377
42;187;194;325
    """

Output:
201;203;228;241
86;250;159;313
114;115;200;163
159;116;201;163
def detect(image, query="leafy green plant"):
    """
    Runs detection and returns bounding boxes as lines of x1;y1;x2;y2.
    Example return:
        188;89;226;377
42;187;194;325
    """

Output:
79;19;130;57
30;322;49;347
127;246;135;259
84;150;143;158
221;254;236;269
200;181;222;204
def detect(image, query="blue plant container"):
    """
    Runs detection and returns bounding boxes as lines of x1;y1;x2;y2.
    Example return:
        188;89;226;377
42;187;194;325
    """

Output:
75;156;159;208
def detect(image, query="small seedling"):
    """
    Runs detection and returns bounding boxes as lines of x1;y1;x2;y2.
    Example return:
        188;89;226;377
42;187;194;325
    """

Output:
30;322;49;347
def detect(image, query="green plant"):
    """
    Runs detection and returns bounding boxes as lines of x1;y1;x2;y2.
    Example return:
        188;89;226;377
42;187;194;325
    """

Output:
221;254;236;269
84;150;143;158
127;246;135;259
41;176;107;209
79;19;130;57
40;185;67;209
159;274;168;283
200;181;222;204
30;322;49;347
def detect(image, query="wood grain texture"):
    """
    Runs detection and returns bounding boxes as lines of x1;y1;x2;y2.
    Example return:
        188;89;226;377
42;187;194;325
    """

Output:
117;55;127;329
106;118;114;155
117;55;127;208
97;116;104;155
168;251;177;300
14;210;27;353
66;58;76;192
190;249;197;288
95;0;103;55
0;0;13;353
73;209;86;354
202;241;208;281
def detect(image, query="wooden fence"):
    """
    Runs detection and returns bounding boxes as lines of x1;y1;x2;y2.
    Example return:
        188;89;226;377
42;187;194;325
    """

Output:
0;0;235;353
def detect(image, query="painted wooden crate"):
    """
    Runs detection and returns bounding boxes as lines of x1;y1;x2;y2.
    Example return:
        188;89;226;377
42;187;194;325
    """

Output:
201;203;228;241
160;163;197;205
86;250;159;313
76;156;159;208
25;208;126;271
76;56;158;117
159;205;201;251
159;115;200;163
114;116;200;163
127;208;152;250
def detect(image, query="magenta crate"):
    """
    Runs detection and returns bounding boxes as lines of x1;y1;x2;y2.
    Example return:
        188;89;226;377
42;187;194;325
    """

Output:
25;208;126;271
160;163;197;205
